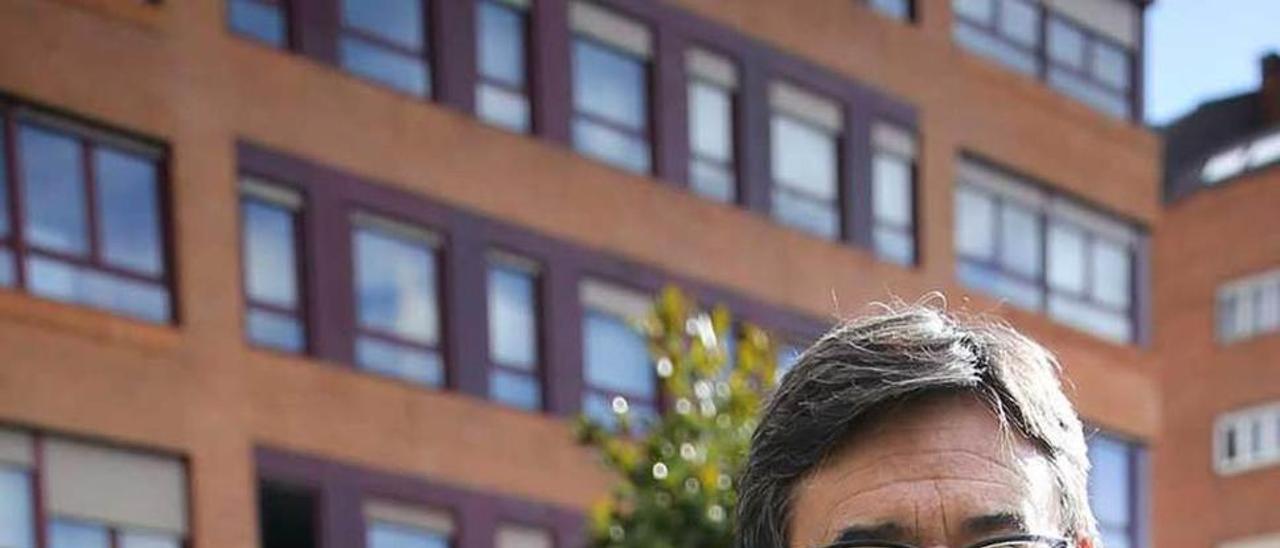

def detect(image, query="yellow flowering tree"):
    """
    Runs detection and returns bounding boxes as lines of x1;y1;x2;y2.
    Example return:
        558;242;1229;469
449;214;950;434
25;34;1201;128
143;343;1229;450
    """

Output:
575;285;779;548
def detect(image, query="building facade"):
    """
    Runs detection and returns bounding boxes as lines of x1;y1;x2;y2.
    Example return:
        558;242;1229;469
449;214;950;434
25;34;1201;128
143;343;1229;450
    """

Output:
0;1;1162;547
1156;54;1280;548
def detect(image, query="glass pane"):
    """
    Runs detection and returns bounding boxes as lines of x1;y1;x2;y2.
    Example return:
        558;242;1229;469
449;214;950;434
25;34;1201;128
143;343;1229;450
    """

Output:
357;336;444;387
488;264;538;369
868;0;911;20
952;0;994;23
1048;294;1132;342
874;226;915;266
772;188;839;240
998;0;1040;47
1092;239;1132;309
583;310;654;398
572;39;648;130
1047;68;1131;119
999;204;1041;277
771;116;837;200
1088;436;1134;527
19;124;88;256
478;0;526;87
776;344;801;378
1093;41;1131;91
369;521;450;548
354;226;438;344
689;159;735;203
689;81;733;162
95;147;163;275
1101;529;1132;548
952;22;1040;75
229;0;287;48
119;531;182;548
247;308;305;353
1047;18;1086;69
476;83;531;133
242;199;300;309
955;186;996;260
342;0;425;51
491;369;542;411
0;467;34;548
872;153;912;227
49;520;110;548
340;36;431;98
572;118;651;174
26;256;170;322
957;260;1044;311
0;248;14;287
1047;222;1086;293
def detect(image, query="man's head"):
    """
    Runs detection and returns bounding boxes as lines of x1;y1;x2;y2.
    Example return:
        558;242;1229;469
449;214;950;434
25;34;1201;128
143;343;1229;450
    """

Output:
736;304;1097;548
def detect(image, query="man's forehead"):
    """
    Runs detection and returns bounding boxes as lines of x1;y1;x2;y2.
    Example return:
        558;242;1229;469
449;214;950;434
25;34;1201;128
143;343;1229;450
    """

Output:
789;394;1063;546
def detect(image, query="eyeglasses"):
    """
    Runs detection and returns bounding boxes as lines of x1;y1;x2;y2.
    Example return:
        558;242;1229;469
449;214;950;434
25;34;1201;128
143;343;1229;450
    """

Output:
821;533;1071;548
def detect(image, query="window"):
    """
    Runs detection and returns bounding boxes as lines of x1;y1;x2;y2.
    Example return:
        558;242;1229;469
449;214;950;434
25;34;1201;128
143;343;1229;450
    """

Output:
228;0;289;48
497;523;554;548
488;252;542;411
769;82;843;240
0;111;172;323
240;178;307;353
581;279;657;428
1217;269;1280;344
352;214;444;386
955;159;1141;343
1216;404;1280;475
1046;16;1134;119
259;480;319;548
1200;129;1280;185
867;0;913;22
951;0;1042;75
365;500;454;548
0;429;34;548
870;123;918;265
775;343;802;379
1088;434;1142;548
476;0;532;132
570;2;653;174
686;48;739;203
0;431;190;548
339;0;431;97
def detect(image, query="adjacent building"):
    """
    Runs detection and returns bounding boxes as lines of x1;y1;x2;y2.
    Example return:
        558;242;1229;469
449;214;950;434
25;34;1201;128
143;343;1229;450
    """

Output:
0;1;1162;547
1156;53;1280;548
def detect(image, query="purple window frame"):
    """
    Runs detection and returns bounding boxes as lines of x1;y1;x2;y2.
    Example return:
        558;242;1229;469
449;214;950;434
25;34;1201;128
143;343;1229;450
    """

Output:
768;103;847;241
227;0;294;49
870;138;919;266
255;446;581;548
686;67;740;203
475;0;535;132
578;277;660;425
1044;13;1134;115
238;180;310;354
2;425;192;548
237;142;827;415
0;101;177;325
569;33;655;174
336;0;434;98
485;251;546;411
1086;431;1150;548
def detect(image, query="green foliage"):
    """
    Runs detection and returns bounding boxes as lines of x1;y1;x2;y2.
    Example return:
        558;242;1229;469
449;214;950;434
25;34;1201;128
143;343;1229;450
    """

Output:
575;285;779;548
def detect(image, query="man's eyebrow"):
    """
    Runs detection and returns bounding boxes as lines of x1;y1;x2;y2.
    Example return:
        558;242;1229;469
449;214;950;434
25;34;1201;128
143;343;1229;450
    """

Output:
834;522;910;543
963;511;1030;536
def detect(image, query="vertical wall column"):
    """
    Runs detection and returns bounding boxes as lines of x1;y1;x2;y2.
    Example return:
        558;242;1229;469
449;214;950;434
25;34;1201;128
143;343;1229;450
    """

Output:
542;255;583;416
435;0;478;112
531;0;572;144
444;215;490;398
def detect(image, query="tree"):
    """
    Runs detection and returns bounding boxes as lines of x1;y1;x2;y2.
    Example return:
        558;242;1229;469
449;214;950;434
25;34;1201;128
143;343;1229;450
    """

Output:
575;285;780;548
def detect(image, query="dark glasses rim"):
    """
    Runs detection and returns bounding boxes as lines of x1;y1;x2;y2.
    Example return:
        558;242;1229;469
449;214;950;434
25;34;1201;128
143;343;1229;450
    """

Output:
821;533;1071;548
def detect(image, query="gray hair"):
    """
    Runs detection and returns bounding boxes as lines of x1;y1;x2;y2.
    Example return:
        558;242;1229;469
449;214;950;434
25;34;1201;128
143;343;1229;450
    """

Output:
736;303;1097;547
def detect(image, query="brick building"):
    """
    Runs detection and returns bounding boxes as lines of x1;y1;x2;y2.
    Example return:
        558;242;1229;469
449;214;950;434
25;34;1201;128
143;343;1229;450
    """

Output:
0;1;1164;547
1156;54;1280;548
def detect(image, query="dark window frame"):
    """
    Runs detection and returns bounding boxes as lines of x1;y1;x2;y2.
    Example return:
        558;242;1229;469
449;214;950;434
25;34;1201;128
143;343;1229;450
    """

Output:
1086;431;1149;548
226;0;294;49
485;248;547;412
865;0;917;24
237;176;311;355
684;61;741;204
475;0;535;133
0;99;178;326
767;98;848;241
869;124;920;267
1045;13;1133;97
334;0;436;99
256;446;579;548
569;31;656;174
238;142;826;415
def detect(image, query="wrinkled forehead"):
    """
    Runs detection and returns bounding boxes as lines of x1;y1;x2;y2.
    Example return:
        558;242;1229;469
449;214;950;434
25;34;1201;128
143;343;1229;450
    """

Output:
789;394;1063;546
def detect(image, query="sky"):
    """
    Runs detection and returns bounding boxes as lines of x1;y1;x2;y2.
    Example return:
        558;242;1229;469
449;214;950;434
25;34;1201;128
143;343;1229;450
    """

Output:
1146;0;1280;125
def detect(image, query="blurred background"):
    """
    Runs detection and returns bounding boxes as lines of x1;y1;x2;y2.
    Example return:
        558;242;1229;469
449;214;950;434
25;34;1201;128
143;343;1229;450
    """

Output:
0;0;1277;547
